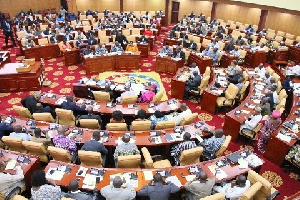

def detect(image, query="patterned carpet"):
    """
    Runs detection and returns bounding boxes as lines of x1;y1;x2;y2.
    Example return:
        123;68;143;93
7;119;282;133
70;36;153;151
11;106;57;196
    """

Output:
0;27;299;198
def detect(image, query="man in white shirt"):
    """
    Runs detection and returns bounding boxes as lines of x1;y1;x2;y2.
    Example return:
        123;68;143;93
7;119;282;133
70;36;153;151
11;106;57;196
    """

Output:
254;63;266;79
286;65;300;76
251;43;265;51
116;86;136;103
189;62;200;78
213;175;251;200
208;39;219;49
168;103;192;126
240;107;262;131
0;161;25;196
9;125;31;141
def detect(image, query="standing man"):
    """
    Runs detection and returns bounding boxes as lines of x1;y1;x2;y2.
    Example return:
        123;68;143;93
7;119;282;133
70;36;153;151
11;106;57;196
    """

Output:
2;19;16;47
59;6;68;19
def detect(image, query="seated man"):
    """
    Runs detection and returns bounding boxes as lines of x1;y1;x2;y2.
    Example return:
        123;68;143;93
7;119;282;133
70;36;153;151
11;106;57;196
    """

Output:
159;43;173;55
24;38;36;48
61;95;86;117
125;41;139;52
189;39;197;51
110;41;124;53
9;125;31;141
82;45;93;56
207;48;219;65
226;60;240;76
0;161;25;196
0;116;13;140
34;103;56;118
148;110;168;129
81;131;108;166
170;132;197;165
213;175;250;200
228;69;243;84
201;129;225;160
201;46;210;56
137;173;179;200
172;46;185;60
208;39;219;49
240;107;262;131
101;176;136;200
143;27;153;37
95;44;108;56
137;35;149;43
189;62;200;78
115;32;128;48
30;127;53;148
74;30;87;40
178;38;189;48
254;63;266;78
260;97;271;116
184;71;201;99
53;126;77;157
282;75;293;92
79;106;101;125
49;32;58;44
63;31;73;41
65;180;97;200
116;86;136;103
113;134;140;167
167;103;192;126
21;93;41;114
230;47;241;60
87;35;98;45
184;171;215;199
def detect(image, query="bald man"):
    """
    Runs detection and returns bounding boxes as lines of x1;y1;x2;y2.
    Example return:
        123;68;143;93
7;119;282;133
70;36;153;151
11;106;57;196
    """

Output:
168;103;192;126
100;176;136;200
184;171;215;200
79;106;101;125
34;103;56;118
213;175;250;200
21;93;41;114
64;180;97;200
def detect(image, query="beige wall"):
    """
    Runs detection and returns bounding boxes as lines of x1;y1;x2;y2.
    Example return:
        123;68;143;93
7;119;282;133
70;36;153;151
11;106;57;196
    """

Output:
178;0;213;19
215;3;261;25
0;0;60;17
75;0;119;12
123;0;165;12
265;11;300;36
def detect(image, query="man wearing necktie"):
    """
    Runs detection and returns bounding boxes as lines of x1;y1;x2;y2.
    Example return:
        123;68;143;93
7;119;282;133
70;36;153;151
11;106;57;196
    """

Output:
3;19;16;47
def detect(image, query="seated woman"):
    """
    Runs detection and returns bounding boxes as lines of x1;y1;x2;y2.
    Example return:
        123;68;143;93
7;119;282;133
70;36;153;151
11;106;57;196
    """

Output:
135;109;148;121
257;110;281;154
31;170;61;200
138;84;157;103
148;110;168;129
110;110;125;123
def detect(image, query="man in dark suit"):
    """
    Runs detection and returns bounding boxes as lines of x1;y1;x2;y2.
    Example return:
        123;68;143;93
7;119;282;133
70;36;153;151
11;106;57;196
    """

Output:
184;71;202;99
178;38;189;48
172;46;185;60
115;32;128;49
63;31;73;41
81;131;108;165
137;35;149;43
21;93;41;114
61;95;86;117
49;32;58;44
87;35;98;45
189;40;197;51
43;27;51;35
2;19;16;47
79;106;101;125
0;116;13;140
64;180;98;200
34;103;56;118
137;173;180;200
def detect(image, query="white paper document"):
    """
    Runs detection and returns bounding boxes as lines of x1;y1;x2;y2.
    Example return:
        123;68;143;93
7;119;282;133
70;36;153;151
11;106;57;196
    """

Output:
165;176;182;188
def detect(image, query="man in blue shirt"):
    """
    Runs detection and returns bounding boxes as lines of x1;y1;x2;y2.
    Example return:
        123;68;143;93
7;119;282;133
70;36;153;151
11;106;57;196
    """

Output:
0;117;13;140
9;125;31;141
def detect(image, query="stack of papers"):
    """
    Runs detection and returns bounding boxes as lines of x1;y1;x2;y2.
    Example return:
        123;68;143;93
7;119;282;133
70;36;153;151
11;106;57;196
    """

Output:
143;171;154;181
5;160;17;170
245;154;263;168
241;110;250;114
208;165;228;180
238;158;249;169
55;98;67;105
169;104;178;110
82;174;96;189
46;168;65;181
165;176;182;187
276;133;292;143
185;175;196;182
152;136;162;144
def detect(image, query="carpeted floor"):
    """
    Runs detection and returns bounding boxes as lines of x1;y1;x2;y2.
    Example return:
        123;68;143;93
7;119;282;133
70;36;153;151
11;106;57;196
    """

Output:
0;26;299;199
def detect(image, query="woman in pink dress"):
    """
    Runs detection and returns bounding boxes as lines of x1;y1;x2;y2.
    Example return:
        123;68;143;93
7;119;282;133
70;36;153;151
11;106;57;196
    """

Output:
138;84;157;103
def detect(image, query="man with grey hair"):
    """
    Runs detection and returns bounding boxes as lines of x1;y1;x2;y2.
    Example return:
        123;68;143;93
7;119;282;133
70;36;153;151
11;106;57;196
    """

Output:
100;176;136;200
116;86;136;103
21;93;41;114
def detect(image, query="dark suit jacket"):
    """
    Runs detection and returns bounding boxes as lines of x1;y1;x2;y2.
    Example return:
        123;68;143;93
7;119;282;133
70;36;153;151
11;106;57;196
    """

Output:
0;123;13;140
64;191;96;200
173;51;185;60
178;40;189;48
283;79;292;91
50;36;57;43
138;37;149;43
81;140;108;156
186;75;201;90
2;21;12;34
35;106;56;118
228;74;242;84
63;35;73;41
21;96;38;114
189;42;197;50
87;38;98;45
137;182;180;200
61;101;86;116
115;35;128;44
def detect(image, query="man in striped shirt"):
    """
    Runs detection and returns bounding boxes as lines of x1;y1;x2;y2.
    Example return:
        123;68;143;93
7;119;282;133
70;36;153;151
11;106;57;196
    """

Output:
170;132;197;165
201;129;225;160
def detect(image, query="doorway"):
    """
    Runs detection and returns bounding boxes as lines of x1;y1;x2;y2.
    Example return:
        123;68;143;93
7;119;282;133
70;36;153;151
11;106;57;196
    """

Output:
171;1;180;23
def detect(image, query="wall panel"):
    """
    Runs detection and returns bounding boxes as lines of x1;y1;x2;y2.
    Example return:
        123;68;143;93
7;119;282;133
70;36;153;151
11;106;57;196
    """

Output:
265;11;300;37
0;0;60;17
178;0;212;20
215;3;261;25
123;0;165;12
75;0;119;13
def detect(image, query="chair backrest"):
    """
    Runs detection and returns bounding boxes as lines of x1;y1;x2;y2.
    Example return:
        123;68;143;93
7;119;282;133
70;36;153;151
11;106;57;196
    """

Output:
276;81;282;94
247;169;272;199
180;147;203;166
126;23;133;28
32;113;55;123
199;76;210;95
240;182;263;200
225;84;239;99
272;73;280;82
203;67;211;78
122;29;131;36
79;119;100;129
202;38;211;47
22;141;49;162
215;135;232;157
13;105;32;118
239;81;250;100
155;120;175;130
81;20;90;26
131;120;151;131
107;123;127;131
278;89;287;101
98;30;106;37
239;49;247;59
180;113;198;126
93;91;110;102
118;154;141;168
132;28;140;35
141;147;154;168
2;136;27;153
286;33;294;40
12;195;29;200
48;146;72;163
99;36;110;44
152;90;164;103
265;66;274;75
200;193;225;200
193;36;201;43
78;150;102;167
38;38;49;45
274;35;283;42
127;35;136;43
17;31;26;39
121;95;138;104
83;26;92;32
55;108;75;126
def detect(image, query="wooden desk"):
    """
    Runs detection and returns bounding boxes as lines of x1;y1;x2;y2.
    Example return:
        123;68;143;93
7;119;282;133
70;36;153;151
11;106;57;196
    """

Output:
171;67;189;100
266;49;288;64
24;44;60;61
0;150;41;189
0;62;44;92
287;45;300;64
187;53;212;74
83;52;140;74
136;43;149;58
155;56;184;75
44;150;262;191
63;49;81;66
244;50;267;68
163;38;179;47
219;54;238;68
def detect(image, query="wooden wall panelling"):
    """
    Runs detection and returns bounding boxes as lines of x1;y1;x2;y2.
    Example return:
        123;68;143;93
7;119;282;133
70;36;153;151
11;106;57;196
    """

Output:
178;0;213;20
123;0;165;12
75;0;120;13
